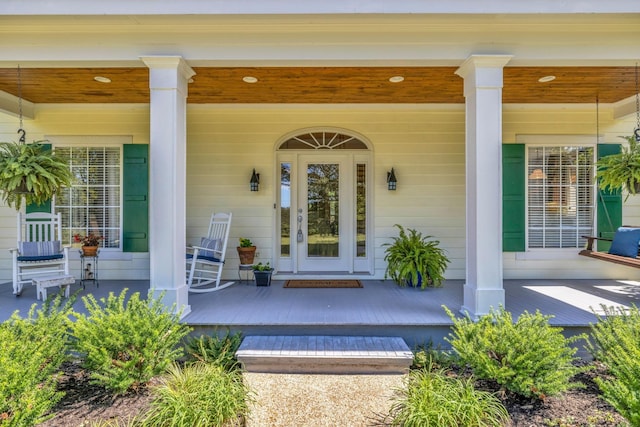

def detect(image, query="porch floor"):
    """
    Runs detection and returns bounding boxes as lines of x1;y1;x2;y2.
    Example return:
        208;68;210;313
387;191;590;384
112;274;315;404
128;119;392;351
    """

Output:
2;278;639;348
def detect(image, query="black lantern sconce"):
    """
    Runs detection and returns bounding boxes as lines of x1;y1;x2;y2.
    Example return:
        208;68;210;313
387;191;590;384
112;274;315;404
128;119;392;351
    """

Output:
250;169;260;192
387;168;397;191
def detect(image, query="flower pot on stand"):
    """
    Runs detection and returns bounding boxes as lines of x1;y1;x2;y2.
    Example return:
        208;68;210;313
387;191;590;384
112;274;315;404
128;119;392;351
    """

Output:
237;246;256;265
82;246;98;257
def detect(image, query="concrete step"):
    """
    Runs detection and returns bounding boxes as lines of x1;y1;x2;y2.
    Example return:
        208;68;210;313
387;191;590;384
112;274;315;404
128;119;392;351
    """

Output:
235;335;414;374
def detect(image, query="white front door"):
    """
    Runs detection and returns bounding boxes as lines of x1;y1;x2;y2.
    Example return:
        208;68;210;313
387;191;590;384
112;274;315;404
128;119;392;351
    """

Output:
275;131;372;276
296;154;351;272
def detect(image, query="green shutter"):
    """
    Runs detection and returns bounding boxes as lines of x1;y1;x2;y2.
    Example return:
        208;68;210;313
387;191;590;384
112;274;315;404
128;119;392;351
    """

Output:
502;144;526;251
123;144;149;252
596;144;622;252
26;143;52;213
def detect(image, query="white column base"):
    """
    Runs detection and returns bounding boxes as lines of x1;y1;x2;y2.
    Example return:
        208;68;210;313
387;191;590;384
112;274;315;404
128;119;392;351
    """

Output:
152;284;191;319
460;283;505;319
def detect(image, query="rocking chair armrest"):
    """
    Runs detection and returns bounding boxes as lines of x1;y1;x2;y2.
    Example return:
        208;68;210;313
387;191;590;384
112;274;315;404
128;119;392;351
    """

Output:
189;245;222;255
581;235;613;251
8;247;18;253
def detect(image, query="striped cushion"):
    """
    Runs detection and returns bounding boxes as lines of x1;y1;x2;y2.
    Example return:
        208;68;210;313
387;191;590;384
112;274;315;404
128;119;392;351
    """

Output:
19;240;61;257
200;237;221;259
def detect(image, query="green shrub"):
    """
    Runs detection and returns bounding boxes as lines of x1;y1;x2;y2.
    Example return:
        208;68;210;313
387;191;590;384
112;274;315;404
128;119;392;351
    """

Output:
412;340;456;371
0;297;74;426
444;306;584;400
71;289;191;394
185;330;243;371
142;362;251;427
588;304;640;426
388;364;509;426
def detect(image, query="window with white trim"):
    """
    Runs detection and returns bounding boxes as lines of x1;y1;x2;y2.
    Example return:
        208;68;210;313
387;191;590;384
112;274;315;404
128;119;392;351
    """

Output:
527;145;594;248
55;146;121;249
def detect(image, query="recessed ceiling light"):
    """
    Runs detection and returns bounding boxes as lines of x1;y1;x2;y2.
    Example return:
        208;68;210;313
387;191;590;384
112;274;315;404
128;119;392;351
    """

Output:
538;75;556;83
94;76;111;83
242;76;258;83
188;78;194;83
389;76;405;83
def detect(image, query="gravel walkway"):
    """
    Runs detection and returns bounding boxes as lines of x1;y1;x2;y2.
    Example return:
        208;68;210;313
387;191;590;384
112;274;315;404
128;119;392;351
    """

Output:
244;373;405;427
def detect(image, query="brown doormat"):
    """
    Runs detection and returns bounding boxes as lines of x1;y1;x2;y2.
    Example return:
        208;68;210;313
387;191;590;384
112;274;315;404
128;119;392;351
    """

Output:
284;280;363;288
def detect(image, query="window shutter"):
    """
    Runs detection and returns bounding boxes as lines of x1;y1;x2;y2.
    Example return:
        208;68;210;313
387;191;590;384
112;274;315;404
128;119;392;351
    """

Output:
596;144;622;252
502;144;526;251
26;143;52;214
123;144;149;252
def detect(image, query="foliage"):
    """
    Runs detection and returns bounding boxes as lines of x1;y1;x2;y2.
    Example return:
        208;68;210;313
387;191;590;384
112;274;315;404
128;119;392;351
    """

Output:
444;306;585;400
0;141;73;210
383;224;450;288
71;289;191;394
388;363;509;427
185;330;243;371
596;135;640;200
74;232;103;246
588;304;640;426
142;362;251;427
0;297;75;427
412;340;457;371
252;262;272;271
238;238;254;247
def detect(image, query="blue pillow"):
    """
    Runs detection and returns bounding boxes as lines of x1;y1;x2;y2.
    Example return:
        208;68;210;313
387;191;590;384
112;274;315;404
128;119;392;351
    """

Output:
608;228;640;258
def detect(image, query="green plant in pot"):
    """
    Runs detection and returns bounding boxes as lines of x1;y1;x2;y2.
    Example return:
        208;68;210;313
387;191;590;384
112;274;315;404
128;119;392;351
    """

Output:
383;224;450;289
237;237;256;265
0;141;73;210
252;262;273;286
596;135;640;200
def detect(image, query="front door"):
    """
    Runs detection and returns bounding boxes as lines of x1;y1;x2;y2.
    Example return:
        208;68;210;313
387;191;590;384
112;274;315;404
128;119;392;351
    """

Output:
296;155;351;272
276;130;372;276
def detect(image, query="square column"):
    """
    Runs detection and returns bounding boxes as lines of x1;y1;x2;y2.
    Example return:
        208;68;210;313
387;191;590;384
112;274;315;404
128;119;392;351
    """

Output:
141;56;195;318
455;55;512;318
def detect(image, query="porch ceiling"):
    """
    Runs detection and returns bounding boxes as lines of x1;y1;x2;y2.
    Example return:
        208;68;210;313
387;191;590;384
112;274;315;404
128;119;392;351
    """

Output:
0;66;636;104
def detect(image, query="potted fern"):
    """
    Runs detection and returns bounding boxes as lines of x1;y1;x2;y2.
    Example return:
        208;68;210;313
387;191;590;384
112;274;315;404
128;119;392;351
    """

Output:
596;135;640;200
0;141;73;210
383;224;450;289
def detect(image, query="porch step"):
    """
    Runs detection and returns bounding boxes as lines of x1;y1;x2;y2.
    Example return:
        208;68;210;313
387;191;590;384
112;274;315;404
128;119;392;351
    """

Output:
235;335;414;374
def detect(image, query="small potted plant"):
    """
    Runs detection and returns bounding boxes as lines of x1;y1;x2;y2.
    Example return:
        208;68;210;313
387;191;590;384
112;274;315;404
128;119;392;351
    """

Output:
237;237;257;265
383;224;450;289
252;262;273;286
596;135;640;200
0;140;73;210
74;233;103;256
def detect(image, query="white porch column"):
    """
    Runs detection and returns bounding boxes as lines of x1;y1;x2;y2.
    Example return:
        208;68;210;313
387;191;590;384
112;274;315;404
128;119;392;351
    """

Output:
455;54;512;318
141;56;195;317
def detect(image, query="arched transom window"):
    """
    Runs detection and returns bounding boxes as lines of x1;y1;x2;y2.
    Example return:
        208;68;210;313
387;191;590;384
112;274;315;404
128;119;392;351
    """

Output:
279;131;368;150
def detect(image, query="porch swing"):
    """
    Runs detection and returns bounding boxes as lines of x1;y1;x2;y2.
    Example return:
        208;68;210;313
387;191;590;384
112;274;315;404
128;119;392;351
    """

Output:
578;65;640;268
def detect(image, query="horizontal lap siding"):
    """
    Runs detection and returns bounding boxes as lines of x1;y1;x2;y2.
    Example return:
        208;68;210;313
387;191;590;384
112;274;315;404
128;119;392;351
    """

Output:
187;106;467;280
0;105;150;282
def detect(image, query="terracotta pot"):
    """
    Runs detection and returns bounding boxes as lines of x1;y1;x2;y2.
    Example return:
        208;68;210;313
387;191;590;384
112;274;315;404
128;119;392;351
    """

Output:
82;246;98;257
237;246;256;265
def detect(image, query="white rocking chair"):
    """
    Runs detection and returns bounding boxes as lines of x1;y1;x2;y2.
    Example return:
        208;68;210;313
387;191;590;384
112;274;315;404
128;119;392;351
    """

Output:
9;212;70;296
186;212;234;292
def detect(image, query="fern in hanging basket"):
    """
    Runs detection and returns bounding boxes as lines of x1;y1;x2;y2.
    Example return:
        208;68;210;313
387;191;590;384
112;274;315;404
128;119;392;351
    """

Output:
0;141;73;210
596;135;640;200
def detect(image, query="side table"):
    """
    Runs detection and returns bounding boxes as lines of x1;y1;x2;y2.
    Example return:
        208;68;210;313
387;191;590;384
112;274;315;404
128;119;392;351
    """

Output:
79;250;99;288
238;264;254;283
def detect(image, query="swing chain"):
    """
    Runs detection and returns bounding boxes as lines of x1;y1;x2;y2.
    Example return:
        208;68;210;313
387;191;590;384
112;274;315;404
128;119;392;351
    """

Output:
17;65;25;144
635;62;640;142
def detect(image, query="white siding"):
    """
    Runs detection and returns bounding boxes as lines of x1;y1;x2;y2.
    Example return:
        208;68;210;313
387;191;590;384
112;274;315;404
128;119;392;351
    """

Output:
0;103;638;283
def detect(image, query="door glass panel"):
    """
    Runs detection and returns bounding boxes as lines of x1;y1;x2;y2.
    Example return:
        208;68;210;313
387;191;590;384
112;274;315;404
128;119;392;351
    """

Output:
356;163;366;257
307;163;339;257
280;163;291;257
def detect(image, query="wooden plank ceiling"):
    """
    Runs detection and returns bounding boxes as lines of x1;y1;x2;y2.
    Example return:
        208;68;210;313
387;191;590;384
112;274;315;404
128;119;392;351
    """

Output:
0;66;636;104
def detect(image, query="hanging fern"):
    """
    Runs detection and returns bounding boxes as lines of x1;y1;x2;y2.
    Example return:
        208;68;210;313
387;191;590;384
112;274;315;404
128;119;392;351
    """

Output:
596;135;640;200
0;141;73;210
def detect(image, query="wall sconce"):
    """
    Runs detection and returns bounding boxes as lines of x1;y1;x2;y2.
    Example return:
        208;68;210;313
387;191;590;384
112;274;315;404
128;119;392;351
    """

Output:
250;169;260;191
387;168;397;191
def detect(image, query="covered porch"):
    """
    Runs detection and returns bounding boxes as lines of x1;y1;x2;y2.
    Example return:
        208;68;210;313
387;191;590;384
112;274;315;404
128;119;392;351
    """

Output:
2;277;638;349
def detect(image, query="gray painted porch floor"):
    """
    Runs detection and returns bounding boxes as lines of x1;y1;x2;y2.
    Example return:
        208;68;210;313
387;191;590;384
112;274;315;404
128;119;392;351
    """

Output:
2;278;639;345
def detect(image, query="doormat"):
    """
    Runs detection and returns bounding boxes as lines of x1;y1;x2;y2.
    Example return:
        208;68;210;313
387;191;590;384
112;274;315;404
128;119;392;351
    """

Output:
284;280;363;288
